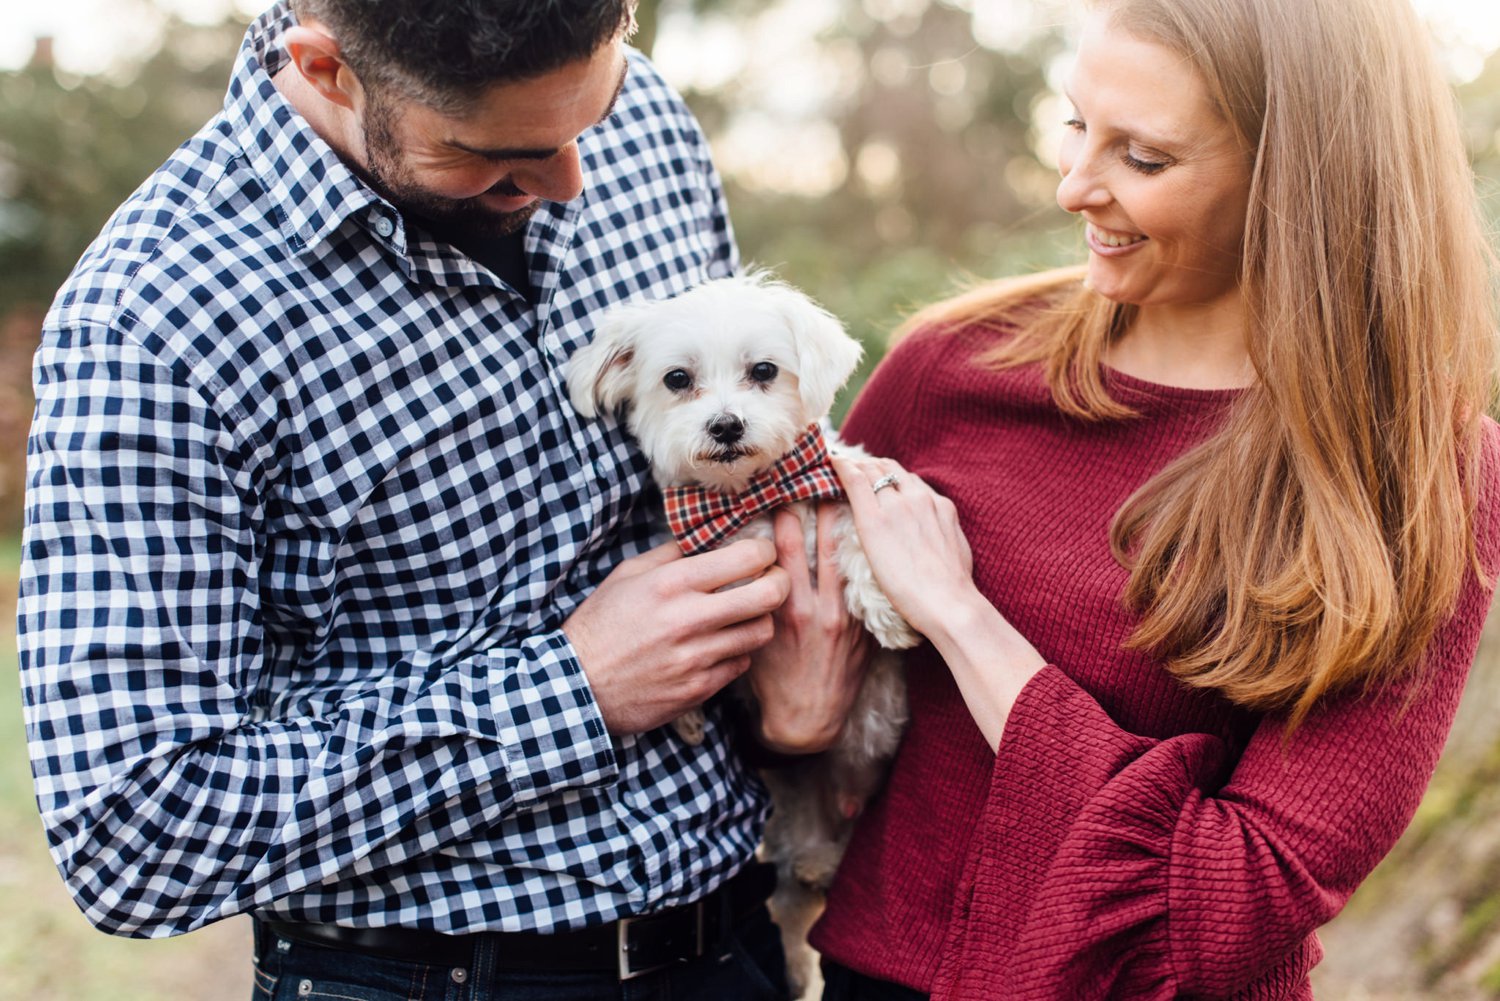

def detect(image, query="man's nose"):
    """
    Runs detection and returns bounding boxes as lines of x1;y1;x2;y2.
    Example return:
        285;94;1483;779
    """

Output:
513;143;585;204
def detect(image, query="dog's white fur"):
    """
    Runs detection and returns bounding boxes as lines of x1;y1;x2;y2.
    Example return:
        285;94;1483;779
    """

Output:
566;272;918;996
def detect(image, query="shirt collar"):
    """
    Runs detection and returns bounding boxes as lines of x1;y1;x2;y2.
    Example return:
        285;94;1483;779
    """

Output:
224;2;387;257
221;2;592;297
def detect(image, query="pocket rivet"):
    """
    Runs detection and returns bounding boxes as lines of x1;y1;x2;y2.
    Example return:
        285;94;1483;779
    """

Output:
297;980;313;997
451;967;469;984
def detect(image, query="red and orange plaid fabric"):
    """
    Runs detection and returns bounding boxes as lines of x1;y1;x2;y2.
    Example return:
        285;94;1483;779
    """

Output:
663;423;845;555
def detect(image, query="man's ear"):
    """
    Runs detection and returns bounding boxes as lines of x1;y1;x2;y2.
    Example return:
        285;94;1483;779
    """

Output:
282;22;361;111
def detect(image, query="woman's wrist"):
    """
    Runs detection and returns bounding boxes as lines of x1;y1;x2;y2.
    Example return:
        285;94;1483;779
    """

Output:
921;587;1047;751
916;583;1001;647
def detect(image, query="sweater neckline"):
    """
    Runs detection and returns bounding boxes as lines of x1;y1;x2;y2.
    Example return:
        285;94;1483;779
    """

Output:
1101;364;1246;407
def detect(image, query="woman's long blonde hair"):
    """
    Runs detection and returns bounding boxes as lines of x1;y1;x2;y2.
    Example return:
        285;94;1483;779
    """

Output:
904;0;1497;729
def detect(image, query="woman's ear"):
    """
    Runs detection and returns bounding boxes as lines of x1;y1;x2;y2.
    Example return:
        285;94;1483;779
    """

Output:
566;305;647;418
282;22;361;111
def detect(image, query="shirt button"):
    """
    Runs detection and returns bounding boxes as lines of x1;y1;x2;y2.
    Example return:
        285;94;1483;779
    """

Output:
374;215;395;238
591;459;606;480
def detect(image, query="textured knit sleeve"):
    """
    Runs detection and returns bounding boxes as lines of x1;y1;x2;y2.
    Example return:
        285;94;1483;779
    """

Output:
932;435;1500;999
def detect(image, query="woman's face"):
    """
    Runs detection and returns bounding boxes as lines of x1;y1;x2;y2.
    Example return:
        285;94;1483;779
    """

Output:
1056;14;1253;314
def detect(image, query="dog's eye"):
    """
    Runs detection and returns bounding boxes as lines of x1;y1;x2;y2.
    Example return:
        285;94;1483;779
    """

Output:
663;369;693;392
749;362;778;384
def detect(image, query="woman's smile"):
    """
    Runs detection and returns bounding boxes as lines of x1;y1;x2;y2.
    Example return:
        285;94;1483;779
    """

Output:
1085;222;1149;254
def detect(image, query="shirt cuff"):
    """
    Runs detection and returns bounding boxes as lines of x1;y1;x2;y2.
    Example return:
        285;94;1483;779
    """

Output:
490;629;619;806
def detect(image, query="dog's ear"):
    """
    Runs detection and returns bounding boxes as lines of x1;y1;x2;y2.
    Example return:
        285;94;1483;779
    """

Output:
567;303;648;418
765;283;863;420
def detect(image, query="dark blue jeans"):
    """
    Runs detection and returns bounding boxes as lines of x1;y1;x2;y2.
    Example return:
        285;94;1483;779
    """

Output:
819;960;929;1001
252;907;790;1001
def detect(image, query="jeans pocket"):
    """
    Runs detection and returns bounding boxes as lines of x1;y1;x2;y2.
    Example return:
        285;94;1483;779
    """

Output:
268;941;450;1001
272;972;426;1001
251;959;278;1000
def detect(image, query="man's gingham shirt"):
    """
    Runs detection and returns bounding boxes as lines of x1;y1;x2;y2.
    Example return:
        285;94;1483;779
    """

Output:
18;3;767;938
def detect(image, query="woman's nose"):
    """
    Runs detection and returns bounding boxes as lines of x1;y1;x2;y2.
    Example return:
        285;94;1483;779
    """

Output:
1056;146;1110;215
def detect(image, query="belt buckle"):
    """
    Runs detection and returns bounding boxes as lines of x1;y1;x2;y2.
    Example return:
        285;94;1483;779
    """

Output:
616;902;706;981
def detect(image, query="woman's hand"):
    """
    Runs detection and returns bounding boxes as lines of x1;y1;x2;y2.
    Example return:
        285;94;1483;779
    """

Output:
748;504;875;755
831;454;1047;752
830;453;978;637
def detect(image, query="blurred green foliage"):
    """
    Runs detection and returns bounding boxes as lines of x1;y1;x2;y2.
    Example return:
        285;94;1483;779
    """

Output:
0;2;1084;457
2;4;1500;998
2;0;1497;495
0;20;247;317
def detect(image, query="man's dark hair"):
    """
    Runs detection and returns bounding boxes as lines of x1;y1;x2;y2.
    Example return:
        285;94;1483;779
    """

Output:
291;0;636;110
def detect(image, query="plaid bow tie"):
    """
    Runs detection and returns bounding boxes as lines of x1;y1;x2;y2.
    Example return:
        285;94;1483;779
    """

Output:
663;424;845;556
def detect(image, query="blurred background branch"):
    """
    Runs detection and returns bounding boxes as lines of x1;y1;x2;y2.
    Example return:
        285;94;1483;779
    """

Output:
2;1;1500;997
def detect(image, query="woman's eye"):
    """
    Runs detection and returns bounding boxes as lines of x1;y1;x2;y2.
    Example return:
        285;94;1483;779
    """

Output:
749;361;779;383
664;369;693;391
1064;117;1085;132
1123;151;1169;175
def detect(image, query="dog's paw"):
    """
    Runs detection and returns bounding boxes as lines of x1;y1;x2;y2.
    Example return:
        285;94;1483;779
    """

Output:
784;947;814;1000
869;610;922;651
672;708;707;746
770;881;826;999
791;844;845;891
836;522;922;650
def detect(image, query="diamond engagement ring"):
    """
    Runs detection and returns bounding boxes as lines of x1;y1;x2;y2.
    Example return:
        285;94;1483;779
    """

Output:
871;473;901;494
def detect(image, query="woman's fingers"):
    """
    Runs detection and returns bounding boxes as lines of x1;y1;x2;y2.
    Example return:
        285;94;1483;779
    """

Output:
830;453;872;493
830;452;979;636
833;453;895;504
834;454;936;514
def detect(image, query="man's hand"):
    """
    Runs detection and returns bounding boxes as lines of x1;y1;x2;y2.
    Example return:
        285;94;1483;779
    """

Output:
748;505;874;754
563;538;790;735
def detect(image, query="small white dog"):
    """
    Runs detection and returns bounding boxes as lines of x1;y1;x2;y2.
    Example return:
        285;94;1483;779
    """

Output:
566;272;918;995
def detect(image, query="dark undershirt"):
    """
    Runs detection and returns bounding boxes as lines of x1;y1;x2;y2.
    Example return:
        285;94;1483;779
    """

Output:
409;216;532;302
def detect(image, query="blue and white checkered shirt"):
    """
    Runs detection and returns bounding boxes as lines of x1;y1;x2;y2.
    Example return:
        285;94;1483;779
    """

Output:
18;3;768;939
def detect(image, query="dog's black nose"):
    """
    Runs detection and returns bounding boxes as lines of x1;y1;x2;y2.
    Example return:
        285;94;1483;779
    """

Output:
707;414;745;445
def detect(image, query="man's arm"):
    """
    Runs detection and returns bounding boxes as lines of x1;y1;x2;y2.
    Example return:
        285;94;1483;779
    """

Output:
18;327;782;937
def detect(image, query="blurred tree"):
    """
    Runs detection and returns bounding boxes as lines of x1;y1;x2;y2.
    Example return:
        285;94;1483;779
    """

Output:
1459;46;1500;233
645;0;1074;413
0;17;240;531
0;18;243;319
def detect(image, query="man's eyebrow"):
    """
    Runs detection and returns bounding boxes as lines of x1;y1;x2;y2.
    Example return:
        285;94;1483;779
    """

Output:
448;60;631;162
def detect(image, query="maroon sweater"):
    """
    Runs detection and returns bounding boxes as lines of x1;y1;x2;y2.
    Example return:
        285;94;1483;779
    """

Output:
810;324;1500;1000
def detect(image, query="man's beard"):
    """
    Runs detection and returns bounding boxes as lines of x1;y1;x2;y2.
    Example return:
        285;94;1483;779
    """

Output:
360;91;540;240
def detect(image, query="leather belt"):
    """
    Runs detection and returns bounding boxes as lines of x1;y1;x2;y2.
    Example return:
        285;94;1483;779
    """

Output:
261;861;777;982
